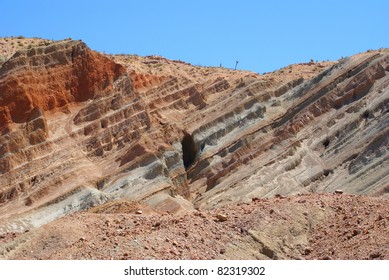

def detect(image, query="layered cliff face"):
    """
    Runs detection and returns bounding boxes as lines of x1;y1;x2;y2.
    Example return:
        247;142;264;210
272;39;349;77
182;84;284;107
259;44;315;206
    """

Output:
0;40;128;230
0;40;125;129
0;39;388;241
191;52;389;209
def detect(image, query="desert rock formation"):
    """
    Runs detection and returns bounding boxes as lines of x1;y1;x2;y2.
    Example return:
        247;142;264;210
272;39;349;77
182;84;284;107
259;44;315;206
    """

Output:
0;38;388;259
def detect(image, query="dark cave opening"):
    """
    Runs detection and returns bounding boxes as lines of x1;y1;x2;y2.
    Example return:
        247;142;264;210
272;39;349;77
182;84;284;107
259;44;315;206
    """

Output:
181;132;198;169
323;137;330;149
363;110;370;120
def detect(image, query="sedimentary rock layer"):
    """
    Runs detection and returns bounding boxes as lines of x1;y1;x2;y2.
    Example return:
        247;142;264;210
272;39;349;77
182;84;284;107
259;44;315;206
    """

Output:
0;39;388;234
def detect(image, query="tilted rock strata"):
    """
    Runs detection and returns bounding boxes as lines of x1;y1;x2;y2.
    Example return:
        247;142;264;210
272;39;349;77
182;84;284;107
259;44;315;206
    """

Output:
191;51;389;208
0;39;388;236
0;40;127;224
0;40;125;128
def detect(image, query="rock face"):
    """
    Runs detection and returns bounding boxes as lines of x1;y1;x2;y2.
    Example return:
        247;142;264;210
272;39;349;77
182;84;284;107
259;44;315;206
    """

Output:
192;52;389;209
0;40;127;230
0;40;125;129
0;38;388;252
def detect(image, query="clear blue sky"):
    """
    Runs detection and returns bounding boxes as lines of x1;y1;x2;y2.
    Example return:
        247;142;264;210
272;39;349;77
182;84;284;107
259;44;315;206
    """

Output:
1;0;388;73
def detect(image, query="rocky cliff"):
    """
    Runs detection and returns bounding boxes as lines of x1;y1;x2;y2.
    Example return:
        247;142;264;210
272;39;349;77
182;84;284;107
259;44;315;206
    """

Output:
0;38;388;259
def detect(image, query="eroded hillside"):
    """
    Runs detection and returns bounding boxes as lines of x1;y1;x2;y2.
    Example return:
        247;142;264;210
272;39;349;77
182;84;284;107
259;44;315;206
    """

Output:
0;38;388;259
1;193;388;260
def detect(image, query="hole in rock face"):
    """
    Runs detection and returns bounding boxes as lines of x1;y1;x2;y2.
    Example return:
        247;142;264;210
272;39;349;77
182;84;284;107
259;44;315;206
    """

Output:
323;138;330;149
181;132;198;169
362;110;370;120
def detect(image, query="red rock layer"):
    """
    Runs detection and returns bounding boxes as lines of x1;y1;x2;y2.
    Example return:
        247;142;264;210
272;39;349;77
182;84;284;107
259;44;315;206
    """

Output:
0;40;125;130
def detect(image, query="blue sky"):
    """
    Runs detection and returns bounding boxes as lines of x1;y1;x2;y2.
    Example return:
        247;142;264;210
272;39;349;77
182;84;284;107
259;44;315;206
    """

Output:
1;0;388;73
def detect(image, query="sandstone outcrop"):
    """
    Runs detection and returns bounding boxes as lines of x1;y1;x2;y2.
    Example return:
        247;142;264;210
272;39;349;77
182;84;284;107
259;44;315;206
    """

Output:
191;51;389;209
0;38;388;260
0;39;125;129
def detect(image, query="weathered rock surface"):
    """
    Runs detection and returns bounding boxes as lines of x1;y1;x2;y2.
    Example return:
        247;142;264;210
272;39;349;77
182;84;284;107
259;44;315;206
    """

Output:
0;38;388;259
192;51;389;209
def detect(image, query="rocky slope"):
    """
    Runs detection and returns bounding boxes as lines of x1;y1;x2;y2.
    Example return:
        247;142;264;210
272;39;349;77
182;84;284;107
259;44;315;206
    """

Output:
1;193;388;260
0;38;388;259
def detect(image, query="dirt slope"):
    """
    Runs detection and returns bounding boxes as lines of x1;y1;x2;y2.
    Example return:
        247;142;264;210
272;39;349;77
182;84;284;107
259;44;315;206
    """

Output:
1;193;387;260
